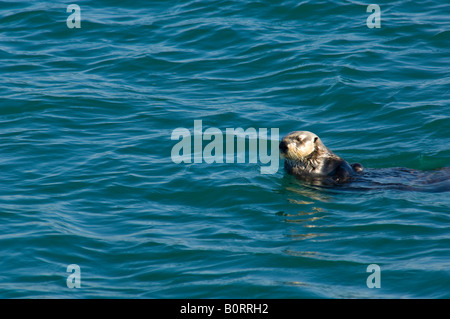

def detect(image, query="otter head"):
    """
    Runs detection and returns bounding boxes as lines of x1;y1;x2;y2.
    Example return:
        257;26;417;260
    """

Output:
279;131;323;161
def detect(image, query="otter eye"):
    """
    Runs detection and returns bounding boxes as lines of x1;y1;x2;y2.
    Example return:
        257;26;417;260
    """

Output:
314;137;318;143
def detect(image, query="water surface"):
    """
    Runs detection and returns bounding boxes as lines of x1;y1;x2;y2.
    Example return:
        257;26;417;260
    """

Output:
0;0;449;298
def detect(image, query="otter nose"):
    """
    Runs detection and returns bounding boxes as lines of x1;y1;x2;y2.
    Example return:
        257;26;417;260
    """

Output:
279;140;288;152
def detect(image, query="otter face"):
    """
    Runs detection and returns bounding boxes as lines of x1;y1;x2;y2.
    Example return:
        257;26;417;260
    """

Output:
279;131;319;161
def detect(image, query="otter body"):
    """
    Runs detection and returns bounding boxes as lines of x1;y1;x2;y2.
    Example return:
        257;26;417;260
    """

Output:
279;131;363;184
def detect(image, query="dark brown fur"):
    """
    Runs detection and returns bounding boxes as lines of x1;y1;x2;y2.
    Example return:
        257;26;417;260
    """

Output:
279;131;363;185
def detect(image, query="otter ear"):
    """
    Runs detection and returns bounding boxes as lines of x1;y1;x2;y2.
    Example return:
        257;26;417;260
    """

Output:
313;137;318;143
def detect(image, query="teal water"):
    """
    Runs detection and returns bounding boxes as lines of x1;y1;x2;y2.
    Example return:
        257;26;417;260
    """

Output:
0;0;449;298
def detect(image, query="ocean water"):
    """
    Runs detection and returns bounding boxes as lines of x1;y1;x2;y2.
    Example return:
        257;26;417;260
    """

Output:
0;0;449;298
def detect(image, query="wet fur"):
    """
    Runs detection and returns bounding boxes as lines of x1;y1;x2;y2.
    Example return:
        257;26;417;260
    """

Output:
280;131;362;185
280;131;449;191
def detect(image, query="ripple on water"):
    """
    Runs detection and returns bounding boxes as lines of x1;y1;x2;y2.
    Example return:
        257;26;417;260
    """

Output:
0;0;449;298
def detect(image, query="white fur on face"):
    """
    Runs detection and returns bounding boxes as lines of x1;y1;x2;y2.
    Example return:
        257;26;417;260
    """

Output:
280;131;321;160
286;139;315;159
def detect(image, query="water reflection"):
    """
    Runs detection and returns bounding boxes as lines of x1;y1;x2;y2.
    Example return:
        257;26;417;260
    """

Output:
277;175;331;243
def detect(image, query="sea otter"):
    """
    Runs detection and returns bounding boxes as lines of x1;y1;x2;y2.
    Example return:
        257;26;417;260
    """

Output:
279;131;363;185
